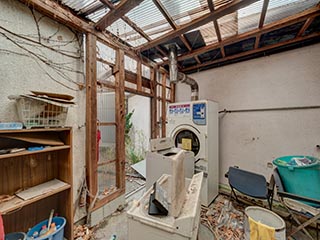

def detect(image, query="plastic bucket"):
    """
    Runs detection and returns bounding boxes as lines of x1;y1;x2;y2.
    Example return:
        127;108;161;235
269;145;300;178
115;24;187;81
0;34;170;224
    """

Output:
273;155;320;206
5;232;26;240
244;206;286;240
26;217;66;240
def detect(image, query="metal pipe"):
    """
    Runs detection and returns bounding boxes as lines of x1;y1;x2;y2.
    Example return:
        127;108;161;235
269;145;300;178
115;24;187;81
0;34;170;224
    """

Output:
218;105;320;114
168;44;199;101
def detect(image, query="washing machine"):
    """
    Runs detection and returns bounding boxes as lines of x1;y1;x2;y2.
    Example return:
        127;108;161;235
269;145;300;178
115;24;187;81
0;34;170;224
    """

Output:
146;137;195;190
167;100;219;206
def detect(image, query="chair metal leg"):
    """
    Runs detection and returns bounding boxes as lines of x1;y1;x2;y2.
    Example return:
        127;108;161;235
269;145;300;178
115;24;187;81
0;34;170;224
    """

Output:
279;197;314;240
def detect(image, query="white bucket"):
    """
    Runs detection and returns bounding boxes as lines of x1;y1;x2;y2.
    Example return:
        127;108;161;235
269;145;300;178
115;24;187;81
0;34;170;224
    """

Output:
244;206;286;240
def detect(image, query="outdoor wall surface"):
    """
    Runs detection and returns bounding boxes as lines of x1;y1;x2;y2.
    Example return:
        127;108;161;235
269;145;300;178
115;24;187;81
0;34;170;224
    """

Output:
176;43;320;185
0;0;86;221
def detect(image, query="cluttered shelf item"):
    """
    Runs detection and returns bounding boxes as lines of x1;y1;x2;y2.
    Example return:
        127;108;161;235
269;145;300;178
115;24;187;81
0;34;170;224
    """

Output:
0;128;73;240
0;179;71;215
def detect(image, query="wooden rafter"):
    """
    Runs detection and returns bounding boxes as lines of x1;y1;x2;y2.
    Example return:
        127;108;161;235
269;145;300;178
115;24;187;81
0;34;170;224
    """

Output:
207;0;224;57
95;0;144;30
259;0;270;29
162;7;320;64
182;32;320;72
100;0;167;60
137;0;260;52
297;17;315;37
152;0;201;64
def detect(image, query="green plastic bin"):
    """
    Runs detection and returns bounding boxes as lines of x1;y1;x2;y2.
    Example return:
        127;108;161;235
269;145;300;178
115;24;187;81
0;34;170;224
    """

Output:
273;155;320;206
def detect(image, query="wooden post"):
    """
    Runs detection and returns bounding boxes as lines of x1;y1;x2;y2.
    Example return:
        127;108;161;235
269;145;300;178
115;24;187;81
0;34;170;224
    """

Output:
85;33;98;202
151;68;158;139
115;49;126;190
137;61;142;91
161;73;167;137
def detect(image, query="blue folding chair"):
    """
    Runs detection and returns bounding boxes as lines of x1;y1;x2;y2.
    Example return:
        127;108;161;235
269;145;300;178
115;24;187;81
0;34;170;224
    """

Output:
226;166;275;210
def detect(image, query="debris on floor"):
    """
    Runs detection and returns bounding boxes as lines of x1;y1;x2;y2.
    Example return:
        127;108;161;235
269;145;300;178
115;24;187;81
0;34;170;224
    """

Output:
74;224;93;240
201;194;246;240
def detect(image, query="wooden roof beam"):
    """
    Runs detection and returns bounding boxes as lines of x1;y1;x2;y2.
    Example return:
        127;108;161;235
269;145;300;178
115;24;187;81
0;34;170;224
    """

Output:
95;0;145;30
207;0;224;57
163;7;320;63
182;32;320;72
258;0;270;28
100;0;167;60
297;17;315;37
136;0;260;52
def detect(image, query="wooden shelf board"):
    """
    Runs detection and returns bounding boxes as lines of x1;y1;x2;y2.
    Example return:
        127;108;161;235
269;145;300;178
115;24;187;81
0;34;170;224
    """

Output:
0;183;71;215
0;127;71;133
0;145;70;160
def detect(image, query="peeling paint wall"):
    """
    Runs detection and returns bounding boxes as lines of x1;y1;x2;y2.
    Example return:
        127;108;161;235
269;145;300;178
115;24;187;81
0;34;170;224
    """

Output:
0;0;86;221
176;43;320;185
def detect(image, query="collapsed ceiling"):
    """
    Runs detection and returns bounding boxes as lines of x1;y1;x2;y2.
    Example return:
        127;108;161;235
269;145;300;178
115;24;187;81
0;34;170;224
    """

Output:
60;0;320;73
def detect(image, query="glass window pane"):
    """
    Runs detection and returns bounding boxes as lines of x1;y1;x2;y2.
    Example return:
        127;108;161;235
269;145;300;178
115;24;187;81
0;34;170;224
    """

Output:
97;88;116;123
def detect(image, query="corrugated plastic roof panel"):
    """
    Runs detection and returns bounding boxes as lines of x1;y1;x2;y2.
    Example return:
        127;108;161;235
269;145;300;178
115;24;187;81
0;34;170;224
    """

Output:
218;12;238;40
265;0;318;25
107;19;148;47
160;0;210;25
87;7;110;23
125;0;172;41
61;0;97;12
238;0;263;34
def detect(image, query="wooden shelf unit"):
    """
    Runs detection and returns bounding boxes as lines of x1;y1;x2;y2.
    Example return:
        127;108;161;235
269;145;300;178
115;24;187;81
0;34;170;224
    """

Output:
0;128;73;239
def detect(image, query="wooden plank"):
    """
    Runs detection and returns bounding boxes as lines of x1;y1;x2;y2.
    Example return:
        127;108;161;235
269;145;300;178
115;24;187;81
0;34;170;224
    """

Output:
115;49;126;190
85;33;98;202
164;7;320;63
297;17;315;37
0;128;71;133
254;34;261;49
170;83;176;103
137;61;142;91
137;0;260;52
92;188;125;211
16;179;68;200
0;184;70;214
0;146;70;160
95;0;145;30
259;0;270;28
1;133;64;146
161;73;167;137
182;32;320;72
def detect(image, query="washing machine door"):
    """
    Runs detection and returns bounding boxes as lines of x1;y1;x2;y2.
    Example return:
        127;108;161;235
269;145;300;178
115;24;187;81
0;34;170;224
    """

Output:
170;124;204;160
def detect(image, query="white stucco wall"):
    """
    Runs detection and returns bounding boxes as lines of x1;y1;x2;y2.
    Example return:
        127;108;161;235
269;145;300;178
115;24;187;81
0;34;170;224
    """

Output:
0;0;86;221
176;43;320;185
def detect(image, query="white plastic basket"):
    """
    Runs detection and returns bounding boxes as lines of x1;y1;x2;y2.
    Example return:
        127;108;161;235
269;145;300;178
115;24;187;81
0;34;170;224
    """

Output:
16;96;68;129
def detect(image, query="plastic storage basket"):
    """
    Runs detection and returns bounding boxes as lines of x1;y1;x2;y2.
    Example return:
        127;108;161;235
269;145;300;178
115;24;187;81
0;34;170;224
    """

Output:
15;96;68;129
27;217;66;240
273;155;320;204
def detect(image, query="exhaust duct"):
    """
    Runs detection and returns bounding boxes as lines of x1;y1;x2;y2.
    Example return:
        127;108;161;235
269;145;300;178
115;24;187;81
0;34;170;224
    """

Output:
168;44;199;101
